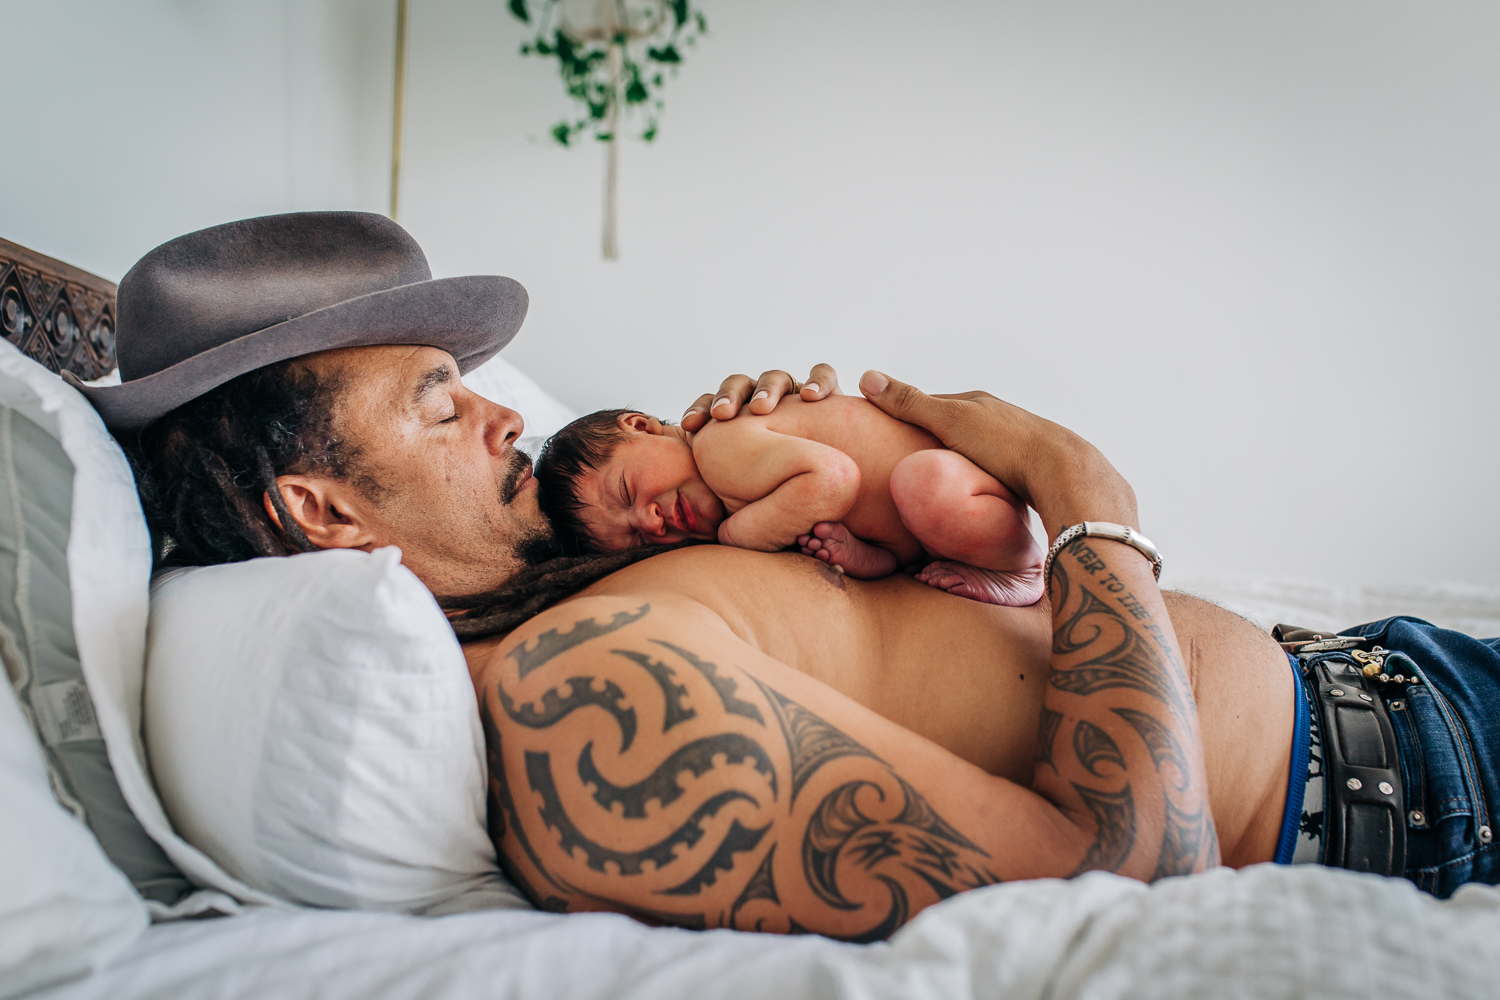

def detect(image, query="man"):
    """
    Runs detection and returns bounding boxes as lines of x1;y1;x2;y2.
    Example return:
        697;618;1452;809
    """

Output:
84;212;1499;939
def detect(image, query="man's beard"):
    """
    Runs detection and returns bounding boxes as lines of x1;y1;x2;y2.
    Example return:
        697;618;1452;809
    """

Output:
499;448;564;569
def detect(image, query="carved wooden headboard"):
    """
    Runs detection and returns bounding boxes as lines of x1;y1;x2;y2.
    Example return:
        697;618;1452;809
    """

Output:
0;237;118;380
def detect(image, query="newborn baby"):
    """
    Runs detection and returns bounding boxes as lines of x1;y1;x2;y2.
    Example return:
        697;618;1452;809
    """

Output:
535;395;1044;605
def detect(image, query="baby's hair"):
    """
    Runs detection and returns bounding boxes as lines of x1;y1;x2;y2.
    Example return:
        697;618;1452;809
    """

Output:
535;408;638;555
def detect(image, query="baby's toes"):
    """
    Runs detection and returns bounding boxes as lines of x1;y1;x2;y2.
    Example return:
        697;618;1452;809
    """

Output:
812;521;842;540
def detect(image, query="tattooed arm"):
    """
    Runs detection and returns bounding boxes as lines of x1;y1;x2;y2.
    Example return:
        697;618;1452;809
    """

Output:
858;370;1218;880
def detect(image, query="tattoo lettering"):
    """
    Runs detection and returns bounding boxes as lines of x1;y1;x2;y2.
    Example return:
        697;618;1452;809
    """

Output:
577;734;777;818
651;640;766;725
507;605;650;678
1098;572;1126;594
1117;592;1151;621
1068;783;1137;875
1066;538;1107;574
1072;720;1126;777
661;820;771;896
1037;707;1064;770
498;676;637;752
751;676;882;804
526;749;758;875
1112;707;1189;791
610;649;696;731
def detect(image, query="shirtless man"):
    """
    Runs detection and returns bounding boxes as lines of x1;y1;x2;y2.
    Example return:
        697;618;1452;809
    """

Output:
99;213;1497;941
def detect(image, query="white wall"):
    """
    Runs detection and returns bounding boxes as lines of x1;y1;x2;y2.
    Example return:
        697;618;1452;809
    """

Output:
4;0;1498;586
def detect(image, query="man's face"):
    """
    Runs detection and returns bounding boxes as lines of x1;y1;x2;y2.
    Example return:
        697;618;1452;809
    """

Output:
300;344;556;596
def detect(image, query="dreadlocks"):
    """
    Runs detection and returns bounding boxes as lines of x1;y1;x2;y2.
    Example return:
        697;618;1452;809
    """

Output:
533;407;632;555
440;541;704;642
127;358;361;568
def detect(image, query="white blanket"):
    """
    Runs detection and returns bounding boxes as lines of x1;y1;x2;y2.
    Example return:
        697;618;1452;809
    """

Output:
35;866;1500;1000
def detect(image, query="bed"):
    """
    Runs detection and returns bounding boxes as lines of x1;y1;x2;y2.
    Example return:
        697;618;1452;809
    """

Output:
4;235;1500;1000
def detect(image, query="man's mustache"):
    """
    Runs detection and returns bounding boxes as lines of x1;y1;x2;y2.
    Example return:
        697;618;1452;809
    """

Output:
498;449;534;506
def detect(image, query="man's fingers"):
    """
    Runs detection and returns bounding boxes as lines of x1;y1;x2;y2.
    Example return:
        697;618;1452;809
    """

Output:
801;363;840;400
748;370;795;414
859;370;942;430
681;392;716;431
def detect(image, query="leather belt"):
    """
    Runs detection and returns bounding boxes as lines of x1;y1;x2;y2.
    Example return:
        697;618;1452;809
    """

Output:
1273;625;1407;877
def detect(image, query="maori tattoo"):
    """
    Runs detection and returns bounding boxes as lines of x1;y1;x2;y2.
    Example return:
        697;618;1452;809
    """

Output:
485;606;998;940
661;820;771;896
526;749;758;875
652;640;766;725
750;675;882;805
729;846;781;930
1113;707;1189;791
577;734;777;818
1154;793;1206;879
1068;783;1137;876
1072;720;1126;777
1037;707;1064;771
610;649;696;731
1050;586;1186;718
498;676;637;753
506;604;650;678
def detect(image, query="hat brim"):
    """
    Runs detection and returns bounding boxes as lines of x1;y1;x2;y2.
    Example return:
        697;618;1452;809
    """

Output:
70;274;528;432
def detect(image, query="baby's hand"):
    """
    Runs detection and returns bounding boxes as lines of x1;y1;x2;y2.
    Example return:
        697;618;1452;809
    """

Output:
796;522;899;580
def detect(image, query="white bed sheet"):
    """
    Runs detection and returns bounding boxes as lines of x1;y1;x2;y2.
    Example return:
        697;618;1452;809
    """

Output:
36;866;1500;1000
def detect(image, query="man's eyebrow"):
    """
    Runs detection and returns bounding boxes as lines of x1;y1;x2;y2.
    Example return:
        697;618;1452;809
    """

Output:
411;364;454;405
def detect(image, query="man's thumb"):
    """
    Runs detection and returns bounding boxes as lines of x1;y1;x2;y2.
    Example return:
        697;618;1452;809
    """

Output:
859;370;932;423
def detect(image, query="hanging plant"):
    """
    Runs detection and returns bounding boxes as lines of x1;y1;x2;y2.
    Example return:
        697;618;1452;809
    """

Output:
508;0;708;259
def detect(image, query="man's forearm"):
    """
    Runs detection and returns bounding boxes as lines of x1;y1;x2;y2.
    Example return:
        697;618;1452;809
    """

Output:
1032;525;1218;878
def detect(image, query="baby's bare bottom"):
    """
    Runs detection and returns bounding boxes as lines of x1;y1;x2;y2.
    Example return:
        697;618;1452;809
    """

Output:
799;450;1046;606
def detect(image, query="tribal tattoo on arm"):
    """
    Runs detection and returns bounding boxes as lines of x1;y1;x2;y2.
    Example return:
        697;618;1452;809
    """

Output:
476;600;1002;939
1039;538;1219;879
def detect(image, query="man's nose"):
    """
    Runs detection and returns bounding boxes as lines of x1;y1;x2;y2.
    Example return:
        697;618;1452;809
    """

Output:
482;400;524;454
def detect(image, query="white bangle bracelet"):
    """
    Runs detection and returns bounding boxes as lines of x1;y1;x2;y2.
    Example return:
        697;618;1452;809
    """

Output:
1043;521;1163;585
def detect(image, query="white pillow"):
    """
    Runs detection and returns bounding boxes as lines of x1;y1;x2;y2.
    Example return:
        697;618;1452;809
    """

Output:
461;354;578;459
0;651;146;998
144;547;529;914
0;341;242;919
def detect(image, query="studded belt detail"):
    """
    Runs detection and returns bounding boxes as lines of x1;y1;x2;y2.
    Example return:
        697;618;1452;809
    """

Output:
1299;646;1407;876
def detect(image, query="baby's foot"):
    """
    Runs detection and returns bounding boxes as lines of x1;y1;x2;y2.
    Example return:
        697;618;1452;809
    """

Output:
914;561;1045;607
796;522;898;580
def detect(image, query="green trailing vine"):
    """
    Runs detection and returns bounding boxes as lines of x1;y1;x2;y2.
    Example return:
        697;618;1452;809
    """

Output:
508;0;708;146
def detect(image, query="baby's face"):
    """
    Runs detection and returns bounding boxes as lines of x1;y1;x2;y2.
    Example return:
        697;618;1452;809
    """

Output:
574;413;725;550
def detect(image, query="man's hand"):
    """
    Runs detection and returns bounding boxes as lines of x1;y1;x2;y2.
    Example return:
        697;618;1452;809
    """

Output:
681;364;841;432
856;370;1136;540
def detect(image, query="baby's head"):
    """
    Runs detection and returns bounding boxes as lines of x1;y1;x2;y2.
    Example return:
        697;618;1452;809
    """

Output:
536;408;726;554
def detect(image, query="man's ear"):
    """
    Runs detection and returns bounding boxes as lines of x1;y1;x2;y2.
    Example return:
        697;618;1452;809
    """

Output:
262;475;378;551
617;412;668;436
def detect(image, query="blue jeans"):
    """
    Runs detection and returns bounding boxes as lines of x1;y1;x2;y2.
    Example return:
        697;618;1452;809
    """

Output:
1293;617;1500;897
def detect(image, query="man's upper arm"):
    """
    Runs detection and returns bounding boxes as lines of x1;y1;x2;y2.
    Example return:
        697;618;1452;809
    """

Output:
474;594;1083;937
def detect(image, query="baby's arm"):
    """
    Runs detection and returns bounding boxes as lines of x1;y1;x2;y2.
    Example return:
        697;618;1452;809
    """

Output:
694;422;860;552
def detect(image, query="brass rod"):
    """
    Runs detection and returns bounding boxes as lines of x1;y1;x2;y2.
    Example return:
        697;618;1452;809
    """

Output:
389;0;409;221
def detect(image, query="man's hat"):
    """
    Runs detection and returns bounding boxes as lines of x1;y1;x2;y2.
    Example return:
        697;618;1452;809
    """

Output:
68;211;528;431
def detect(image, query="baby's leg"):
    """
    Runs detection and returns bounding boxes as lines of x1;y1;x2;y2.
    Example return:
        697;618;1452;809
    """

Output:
891;450;1045;606
797;522;899;580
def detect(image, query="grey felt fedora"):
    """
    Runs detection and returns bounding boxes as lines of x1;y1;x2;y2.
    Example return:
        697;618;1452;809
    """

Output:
68;211;528;431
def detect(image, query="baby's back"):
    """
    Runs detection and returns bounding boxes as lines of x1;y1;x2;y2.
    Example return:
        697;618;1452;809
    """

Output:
699;395;942;557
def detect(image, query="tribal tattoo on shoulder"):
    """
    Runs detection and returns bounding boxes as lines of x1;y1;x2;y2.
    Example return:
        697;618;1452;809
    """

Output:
479;604;998;939
1043;537;1217;879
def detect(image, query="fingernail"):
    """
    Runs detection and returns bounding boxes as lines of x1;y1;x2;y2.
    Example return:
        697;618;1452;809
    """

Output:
802;383;819;395
860;370;888;395
752;389;769;401
713;397;731;411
